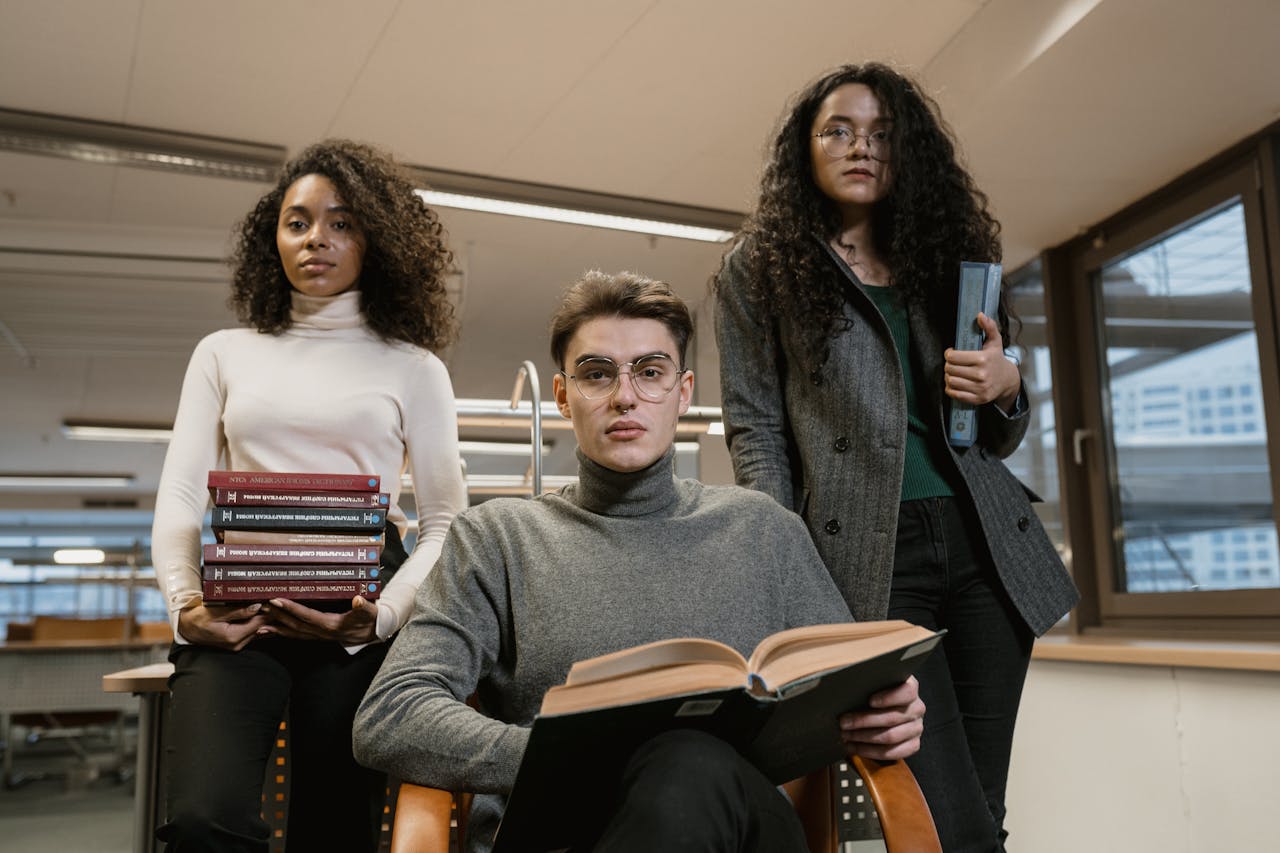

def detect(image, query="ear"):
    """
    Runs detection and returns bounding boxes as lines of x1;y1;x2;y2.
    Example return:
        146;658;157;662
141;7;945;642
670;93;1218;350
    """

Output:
553;371;572;420
677;368;694;416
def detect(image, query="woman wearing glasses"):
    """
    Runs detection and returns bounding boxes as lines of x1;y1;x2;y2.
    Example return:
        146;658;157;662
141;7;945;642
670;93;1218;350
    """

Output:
150;139;466;852
713;64;1077;852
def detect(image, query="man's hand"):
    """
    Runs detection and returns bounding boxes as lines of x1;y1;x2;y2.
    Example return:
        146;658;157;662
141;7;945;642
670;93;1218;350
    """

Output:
255;596;380;645
838;676;926;761
944;312;1021;413
176;601;271;651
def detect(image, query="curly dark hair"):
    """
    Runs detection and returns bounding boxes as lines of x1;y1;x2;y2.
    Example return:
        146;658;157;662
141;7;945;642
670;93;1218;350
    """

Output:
230;139;456;350
718;63;1009;369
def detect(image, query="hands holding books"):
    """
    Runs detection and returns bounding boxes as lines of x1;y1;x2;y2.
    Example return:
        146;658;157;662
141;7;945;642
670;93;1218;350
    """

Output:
177;600;272;651
943;312;1021;414
177;595;381;648
253;595;380;645
837;675;925;761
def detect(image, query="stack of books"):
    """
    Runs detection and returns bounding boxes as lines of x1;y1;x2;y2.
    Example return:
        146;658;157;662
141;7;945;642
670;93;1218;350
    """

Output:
201;471;389;605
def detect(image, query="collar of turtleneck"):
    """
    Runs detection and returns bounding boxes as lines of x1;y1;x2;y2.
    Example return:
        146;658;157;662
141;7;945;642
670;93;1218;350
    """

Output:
569;446;681;517
288;290;366;333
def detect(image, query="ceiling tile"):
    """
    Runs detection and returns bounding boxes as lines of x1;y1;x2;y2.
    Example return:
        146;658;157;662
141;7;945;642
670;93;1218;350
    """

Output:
0;0;142;120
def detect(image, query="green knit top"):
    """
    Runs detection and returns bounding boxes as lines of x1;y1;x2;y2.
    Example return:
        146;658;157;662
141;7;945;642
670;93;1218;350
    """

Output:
860;284;956;502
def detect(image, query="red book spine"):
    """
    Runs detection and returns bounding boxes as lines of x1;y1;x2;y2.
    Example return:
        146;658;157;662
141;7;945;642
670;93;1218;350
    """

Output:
212;488;390;509
203;543;381;564
206;471;381;492
203;565;381;581
217;530;385;546
202;580;381;601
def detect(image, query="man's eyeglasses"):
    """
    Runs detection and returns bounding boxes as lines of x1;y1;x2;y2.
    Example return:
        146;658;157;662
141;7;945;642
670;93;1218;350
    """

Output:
813;126;891;161
562;355;685;401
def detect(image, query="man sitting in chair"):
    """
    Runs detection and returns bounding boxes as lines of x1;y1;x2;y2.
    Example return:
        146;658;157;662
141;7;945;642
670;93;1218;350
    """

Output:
354;271;924;852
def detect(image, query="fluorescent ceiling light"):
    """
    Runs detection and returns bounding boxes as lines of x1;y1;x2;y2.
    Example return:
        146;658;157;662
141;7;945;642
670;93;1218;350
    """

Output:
458;441;547;456
59;405;721;462
0;475;135;489
53;548;105;564
62;422;174;443
464;474;578;494
417;189;734;243
412;166;742;244
0;108;284;182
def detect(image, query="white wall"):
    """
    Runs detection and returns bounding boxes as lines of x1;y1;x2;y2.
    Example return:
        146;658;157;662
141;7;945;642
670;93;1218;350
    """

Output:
1006;659;1280;852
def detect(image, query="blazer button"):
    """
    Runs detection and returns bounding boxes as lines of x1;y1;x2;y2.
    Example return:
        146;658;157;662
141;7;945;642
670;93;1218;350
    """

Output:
1017;516;1030;532
824;519;841;535
833;436;850;452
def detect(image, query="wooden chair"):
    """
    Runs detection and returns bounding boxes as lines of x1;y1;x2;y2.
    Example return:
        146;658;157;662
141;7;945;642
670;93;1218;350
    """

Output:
388;754;940;853
31;615;132;642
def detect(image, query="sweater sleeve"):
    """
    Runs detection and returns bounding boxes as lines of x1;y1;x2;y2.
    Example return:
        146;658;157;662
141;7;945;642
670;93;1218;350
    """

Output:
355;511;529;793
150;333;228;642
373;350;467;640
977;379;1031;459
713;246;796;511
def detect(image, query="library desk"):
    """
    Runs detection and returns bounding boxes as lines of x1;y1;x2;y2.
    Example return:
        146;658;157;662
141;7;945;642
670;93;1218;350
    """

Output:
102;661;173;853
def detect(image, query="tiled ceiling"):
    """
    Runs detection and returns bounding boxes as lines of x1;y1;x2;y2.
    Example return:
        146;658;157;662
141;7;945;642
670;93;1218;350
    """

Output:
1;0;1278;529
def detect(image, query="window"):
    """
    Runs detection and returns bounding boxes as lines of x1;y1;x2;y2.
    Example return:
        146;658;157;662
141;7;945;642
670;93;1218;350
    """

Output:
1044;132;1280;631
1003;260;1064;558
0;560;164;638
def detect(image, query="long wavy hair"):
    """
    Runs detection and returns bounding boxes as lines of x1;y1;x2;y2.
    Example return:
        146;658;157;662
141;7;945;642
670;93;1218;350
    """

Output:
230;139;457;350
718;63;1008;369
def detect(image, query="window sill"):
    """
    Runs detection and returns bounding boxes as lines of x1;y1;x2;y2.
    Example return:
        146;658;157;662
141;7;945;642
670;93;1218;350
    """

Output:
1031;635;1280;672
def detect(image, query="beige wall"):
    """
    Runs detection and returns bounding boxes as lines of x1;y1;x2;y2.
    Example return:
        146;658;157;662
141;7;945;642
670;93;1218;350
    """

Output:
1006;660;1280;852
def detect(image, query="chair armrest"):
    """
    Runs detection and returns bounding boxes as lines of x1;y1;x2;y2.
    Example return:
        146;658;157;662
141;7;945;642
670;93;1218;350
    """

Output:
390;782;455;853
849;755;941;853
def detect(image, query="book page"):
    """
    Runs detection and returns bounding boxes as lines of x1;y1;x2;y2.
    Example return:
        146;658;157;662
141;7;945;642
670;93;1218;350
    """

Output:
749;621;935;691
563;637;747;687
541;661;748;716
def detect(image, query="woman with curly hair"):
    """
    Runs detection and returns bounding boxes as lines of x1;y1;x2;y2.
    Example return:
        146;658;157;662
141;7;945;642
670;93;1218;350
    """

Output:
150;139;467;852
714;64;1077;852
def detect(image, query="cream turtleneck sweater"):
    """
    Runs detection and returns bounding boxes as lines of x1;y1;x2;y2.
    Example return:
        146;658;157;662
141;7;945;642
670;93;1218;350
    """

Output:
151;290;467;646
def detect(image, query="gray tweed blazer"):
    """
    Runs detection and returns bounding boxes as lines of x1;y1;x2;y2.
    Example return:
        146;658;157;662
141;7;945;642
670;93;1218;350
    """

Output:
714;240;1078;636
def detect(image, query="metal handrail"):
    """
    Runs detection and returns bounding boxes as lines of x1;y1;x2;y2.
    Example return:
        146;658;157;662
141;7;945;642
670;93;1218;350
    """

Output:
509;361;543;496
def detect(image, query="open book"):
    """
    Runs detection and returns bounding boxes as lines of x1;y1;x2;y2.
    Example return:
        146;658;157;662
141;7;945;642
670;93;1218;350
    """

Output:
492;620;942;853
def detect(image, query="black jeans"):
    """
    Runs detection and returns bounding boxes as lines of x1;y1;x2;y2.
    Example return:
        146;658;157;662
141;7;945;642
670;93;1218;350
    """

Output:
889;497;1033;853
586;729;807;852
157;637;389;853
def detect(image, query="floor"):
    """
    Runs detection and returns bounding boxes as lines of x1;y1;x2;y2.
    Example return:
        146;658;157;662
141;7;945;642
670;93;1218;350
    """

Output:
0;730;135;852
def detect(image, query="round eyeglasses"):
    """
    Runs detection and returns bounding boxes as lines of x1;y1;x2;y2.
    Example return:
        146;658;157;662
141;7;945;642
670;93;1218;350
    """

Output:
562;355;685;401
813;127;891;161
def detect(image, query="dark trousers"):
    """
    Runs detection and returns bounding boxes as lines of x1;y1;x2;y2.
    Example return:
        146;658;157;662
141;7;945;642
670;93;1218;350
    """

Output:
586;729;807;852
157;637;389;853
889;497;1034;853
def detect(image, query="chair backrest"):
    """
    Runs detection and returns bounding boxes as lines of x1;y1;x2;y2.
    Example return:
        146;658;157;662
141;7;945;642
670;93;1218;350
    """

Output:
4;620;34;641
389;754;940;853
31;615;133;642
134;620;174;643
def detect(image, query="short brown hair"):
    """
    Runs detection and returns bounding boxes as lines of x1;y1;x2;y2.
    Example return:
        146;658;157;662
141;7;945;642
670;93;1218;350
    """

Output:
549;271;693;369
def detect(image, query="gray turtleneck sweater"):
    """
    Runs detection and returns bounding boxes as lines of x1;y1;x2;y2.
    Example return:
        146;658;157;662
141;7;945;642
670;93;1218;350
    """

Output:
354;447;851;848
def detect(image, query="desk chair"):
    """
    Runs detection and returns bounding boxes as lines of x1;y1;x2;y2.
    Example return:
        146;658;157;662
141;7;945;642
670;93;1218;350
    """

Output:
31;615;132;642
388;753;940;853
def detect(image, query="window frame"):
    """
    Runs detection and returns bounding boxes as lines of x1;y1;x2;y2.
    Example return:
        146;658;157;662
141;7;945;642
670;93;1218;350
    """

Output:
1043;127;1280;635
